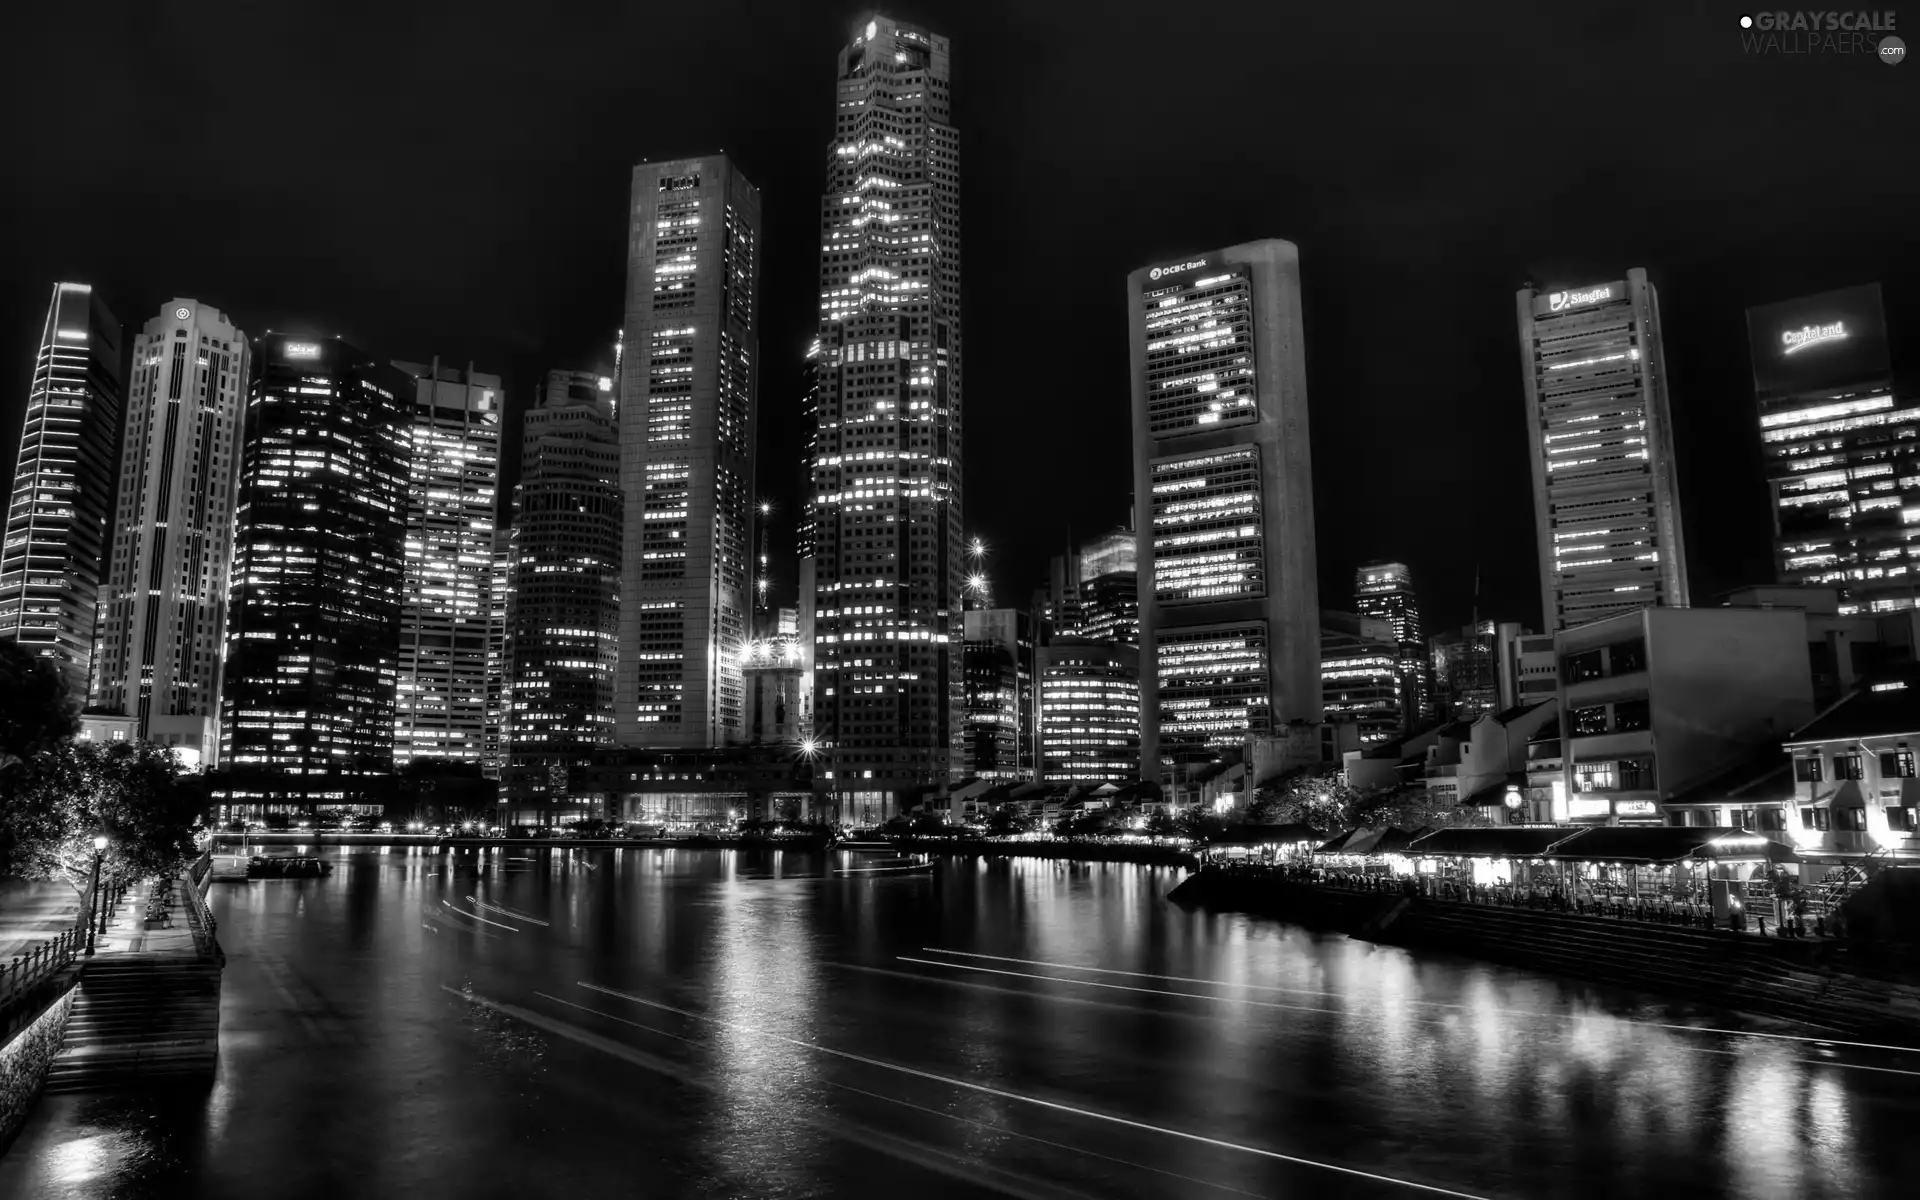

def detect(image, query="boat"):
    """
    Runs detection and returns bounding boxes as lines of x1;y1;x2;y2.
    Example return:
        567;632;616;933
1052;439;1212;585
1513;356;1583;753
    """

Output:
247;855;334;879
740;826;838;851
836;840;895;851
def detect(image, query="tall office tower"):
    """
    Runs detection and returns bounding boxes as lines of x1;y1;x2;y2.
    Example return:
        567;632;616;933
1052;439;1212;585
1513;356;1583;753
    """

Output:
505;370;621;810
1517;270;1689;632
809;14;963;820
795;343;824;735
1041;553;1083;639
90;300;248;765
0;283;123;702
1319;611;1401;744
391;360;502;768
1036;640;1140;785
221;335;409;784
617;155;761;749
1079;527;1139;645
1129;241;1320;781
1746;285;1909;613
962;607;1033;782
1354;561;1429;730
482;525;511;780
1429;621;1502;723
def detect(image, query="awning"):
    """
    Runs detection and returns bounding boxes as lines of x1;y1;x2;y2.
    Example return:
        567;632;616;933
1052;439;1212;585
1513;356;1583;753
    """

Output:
1406;827;1570;858
1315;829;1367;854
1209;822;1322;847
1543;825;1800;865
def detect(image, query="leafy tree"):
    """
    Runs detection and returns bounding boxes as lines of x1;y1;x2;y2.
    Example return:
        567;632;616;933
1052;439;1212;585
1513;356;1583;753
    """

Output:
984;806;1036;838
1143;811;1181;841
1174;809;1230;842
0;641;77;772
0;739;202;892
1061;809;1116;839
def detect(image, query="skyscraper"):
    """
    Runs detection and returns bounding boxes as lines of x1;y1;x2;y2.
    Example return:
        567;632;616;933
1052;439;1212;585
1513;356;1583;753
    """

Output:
1078;527;1139;645
1129;241;1321;780
483;525;511;781
1517;270;1689;632
1319;611;1401;744
506;370;621;813
0;282;123;703
1036;640;1141;785
392;359;502;768
962;607;1032;782
808;15;963;821
1354;561;1428;730
221;335;409;790
1746;284;1909;613
91;300;248;766
616;155;761;750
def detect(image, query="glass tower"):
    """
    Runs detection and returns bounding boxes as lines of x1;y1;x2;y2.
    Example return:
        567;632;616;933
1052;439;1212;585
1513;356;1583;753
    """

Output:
616;155;761;749
220;335;410;793
392;359;502;768
0;282;123;703
808;14;964;823
1516;270;1689;632
91;300;249;765
1354;560;1428;730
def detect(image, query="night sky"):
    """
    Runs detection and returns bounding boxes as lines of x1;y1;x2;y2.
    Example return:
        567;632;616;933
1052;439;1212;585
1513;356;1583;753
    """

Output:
5;2;1918;634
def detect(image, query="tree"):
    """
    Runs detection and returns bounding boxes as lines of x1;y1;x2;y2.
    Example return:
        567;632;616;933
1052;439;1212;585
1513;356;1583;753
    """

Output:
1143;811;1180;841
0;739;203;892
984;806;1036;838
1174;809;1230;843
0;641;77;772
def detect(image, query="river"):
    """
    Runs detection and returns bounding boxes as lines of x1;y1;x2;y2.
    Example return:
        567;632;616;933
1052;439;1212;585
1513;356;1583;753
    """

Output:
2;845;1914;1199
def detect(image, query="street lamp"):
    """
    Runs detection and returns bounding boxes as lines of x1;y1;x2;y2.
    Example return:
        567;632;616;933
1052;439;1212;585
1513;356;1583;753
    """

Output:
85;834;107;956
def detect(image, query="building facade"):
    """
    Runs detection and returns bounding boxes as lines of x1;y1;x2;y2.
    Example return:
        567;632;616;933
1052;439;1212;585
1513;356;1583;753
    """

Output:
392;359;502;768
962;607;1032;782
1036;639;1140;786
1320;611;1402;744
1354;561;1428;730
808;15;964;821
1078;527;1139;645
1517;270;1689;632
1130;240;1321;782
1746;284;1910;614
505;370;621;815
220;334;410;788
617;155;761;750
91;300;248;766
1775;671;1920;862
0;282;124;703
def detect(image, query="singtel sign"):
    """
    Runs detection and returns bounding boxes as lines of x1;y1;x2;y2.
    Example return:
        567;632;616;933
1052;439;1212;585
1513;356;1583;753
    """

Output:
1548;285;1613;312
1149;259;1208;281
1781;321;1849;355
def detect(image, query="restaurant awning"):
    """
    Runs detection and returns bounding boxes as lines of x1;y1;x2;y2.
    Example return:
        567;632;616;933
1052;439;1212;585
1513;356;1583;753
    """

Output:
1406;827;1571;858
1542;825;1800;864
1315;829;1366;854
1209;822;1322;847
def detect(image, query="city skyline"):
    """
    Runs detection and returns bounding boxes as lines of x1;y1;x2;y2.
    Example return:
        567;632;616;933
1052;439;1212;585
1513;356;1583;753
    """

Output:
9;6;1916;640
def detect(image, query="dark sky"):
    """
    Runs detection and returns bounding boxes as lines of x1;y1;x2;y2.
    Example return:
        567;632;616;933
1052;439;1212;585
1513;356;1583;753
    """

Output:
5;1;1918;634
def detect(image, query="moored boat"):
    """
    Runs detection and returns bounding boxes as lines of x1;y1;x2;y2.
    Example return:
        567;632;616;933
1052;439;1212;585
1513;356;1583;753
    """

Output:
247;855;334;879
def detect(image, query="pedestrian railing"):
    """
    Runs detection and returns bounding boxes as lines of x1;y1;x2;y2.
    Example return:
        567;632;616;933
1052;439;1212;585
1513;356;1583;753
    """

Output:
179;872;223;966
1;928;83;1015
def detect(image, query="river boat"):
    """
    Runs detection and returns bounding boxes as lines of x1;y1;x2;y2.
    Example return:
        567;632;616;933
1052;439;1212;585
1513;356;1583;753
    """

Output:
247;855;334;879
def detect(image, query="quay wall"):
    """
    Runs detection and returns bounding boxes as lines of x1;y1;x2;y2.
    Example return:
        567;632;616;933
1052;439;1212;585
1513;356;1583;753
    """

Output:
0;971;79;1154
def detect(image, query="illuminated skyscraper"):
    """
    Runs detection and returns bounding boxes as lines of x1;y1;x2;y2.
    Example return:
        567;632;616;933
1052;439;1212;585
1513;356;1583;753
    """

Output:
483;525;510;780
616;155;760;749
809;14;963;821
1746;284;1909;613
221;335;410;789
1129;240;1321;781
1517;270;1689;631
1078;527;1139;645
1354;561;1428;729
392;359;502;768
1319;611;1401;744
506;370;621;812
1036;640;1140;785
91;300;248;766
962;607;1032;782
0;283;123;703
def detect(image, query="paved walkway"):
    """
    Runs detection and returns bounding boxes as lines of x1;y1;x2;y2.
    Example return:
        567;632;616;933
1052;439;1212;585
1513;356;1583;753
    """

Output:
117;874;203;957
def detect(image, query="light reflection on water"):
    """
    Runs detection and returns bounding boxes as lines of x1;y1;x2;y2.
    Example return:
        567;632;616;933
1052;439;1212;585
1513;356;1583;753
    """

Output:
0;848;1911;1200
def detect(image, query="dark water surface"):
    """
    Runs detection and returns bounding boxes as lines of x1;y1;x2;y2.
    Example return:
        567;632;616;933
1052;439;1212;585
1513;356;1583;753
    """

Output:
3;846;1915;1199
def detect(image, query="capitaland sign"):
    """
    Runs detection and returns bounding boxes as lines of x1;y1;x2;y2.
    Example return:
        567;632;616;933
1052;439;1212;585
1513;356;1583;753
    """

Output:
1781;321;1849;355
1149;259;1208;281
282;342;322;360
1548;285;1614;312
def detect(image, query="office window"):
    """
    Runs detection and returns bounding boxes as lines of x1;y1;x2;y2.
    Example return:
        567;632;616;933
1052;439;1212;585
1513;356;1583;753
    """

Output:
1562;650;1604;684
1835;806;1867;832
1756;807;1787;831
1794;756;1824;783
1802;807;1831;831
1834;753;1865;781
1879;749;1916;778
1612;698;1651;733
1617;759;1655;790
1569;705;1609;736
1608;638;1647;675
1889;806;1918;833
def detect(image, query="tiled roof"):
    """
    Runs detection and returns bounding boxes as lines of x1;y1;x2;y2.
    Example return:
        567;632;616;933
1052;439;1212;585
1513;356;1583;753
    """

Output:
1785;666;1920;745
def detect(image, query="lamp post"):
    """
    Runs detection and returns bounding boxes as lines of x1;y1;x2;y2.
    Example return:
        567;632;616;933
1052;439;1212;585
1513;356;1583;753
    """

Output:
85;835;107;956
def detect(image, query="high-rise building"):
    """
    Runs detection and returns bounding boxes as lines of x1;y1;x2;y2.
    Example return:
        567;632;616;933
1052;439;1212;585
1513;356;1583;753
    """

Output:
808;15;963;821
1746;284;1909;614
391;360;502;768
1319;611;1401;744
1353;560;1427;730
221;335;410;788
482;524;511;781
1430;621;1503;723
91;300;248;766
505;370;621;812
616;155;761;750
962;607;1032;782
1078;527;1139;646
1516;270;1689;632
1129;241;1321;780
1036;639;1140;785
0;282;124;703
741;610;807;746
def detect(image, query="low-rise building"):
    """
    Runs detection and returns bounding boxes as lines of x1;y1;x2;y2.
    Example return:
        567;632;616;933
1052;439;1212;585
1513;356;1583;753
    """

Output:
1777;670;1920;861
581;745;814;828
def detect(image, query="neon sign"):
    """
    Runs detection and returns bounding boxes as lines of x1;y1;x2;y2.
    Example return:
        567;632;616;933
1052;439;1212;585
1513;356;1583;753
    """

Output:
1549;285;1613;312
1781;321;1848;355
1149;259;1208;281
282;342;322;360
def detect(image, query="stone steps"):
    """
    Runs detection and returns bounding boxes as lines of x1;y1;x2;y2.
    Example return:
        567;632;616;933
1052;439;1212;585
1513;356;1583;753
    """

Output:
45;943;223;1093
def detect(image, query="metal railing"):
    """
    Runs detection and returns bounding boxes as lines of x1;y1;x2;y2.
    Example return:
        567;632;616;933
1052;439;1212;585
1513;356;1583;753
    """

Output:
179;868;223;965
1;927;82;1013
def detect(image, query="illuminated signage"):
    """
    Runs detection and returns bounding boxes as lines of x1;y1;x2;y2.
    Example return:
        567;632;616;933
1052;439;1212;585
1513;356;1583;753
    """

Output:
660;174;701;192
1149;259;1208;281
1548;285;1613;312
1781;321;1848;355
1614;799;1658;817
1568;797;1611;819
282;342;322;360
